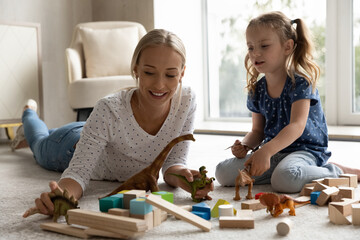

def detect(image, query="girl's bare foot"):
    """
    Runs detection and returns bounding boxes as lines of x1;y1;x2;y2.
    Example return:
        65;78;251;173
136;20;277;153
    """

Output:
330;162;360;181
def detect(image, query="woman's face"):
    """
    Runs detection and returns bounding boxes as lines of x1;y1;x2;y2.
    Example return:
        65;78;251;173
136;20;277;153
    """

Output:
134;45;185;108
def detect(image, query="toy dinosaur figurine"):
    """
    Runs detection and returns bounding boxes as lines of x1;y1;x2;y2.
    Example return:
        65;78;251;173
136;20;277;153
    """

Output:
23;188;78;223
257;192;310;217
102;134;195;198
233;166;254;201
168;166;215;202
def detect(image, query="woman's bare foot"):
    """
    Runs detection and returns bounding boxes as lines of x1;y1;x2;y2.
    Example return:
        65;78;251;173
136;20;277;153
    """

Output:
330;162;360;181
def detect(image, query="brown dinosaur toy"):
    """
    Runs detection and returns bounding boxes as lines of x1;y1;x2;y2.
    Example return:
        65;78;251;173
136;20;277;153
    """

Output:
257;192;310;217
233;166;254;201
23;187;78;223
101;134;195;198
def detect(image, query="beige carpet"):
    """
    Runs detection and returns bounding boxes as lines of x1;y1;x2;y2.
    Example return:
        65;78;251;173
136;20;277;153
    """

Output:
1;133;360;240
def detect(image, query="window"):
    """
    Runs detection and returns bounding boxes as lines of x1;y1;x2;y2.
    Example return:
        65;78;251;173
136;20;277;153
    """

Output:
205;0;326;120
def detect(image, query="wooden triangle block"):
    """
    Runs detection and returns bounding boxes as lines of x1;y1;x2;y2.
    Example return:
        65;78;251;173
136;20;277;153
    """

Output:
329;205;351;225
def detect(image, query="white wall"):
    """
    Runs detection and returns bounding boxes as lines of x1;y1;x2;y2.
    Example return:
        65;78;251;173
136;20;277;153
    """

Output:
154;0;205;124
0;0;154;128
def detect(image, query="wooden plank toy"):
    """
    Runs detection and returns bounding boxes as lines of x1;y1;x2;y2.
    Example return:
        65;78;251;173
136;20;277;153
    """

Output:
67;209;147;237
145;193;211;232
84;228;129;239
152;191;174;203
40;222;89;239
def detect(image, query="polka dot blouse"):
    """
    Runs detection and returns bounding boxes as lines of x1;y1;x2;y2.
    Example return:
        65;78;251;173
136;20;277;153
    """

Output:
247;75;331;166
61;86;196;191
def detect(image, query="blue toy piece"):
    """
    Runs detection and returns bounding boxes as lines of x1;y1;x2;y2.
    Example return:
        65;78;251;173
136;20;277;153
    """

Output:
99;193;124;212
310;191;321;205
191;202;211;220
152;191;174;203
130;197;153;215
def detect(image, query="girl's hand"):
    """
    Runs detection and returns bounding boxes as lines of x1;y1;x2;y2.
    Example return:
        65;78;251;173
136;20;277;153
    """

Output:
164;166;214;199
23;181;62;217
231;140;249;158
244;149;271;176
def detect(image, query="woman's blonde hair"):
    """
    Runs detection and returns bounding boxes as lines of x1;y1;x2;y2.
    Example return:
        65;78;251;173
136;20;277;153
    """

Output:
245;11;320;94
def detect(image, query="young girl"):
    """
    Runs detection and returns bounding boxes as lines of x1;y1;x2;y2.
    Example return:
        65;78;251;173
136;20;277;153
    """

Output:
215;11;359;193
21;29;213;217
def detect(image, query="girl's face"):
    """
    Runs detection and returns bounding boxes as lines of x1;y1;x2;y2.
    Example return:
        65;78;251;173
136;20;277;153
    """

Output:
134;45;185;107
246;26;293;75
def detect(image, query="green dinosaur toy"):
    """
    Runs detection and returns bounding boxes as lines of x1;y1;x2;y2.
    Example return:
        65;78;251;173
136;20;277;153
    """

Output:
23;188;78;224
168;166;215;203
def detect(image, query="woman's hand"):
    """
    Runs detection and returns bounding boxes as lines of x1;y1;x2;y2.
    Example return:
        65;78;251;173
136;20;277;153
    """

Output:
231;140;249;159
244;148;271;176
23;181;62;217
164;166;214;199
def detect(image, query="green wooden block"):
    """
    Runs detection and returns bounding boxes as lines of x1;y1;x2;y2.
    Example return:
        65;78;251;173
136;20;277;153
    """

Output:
152;191;174;203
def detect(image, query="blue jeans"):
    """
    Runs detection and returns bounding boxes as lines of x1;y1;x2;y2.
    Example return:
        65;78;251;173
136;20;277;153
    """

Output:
215;151;343;193
22;109;84;172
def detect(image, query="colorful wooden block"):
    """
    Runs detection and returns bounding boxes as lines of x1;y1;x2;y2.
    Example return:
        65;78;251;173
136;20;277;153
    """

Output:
99;194;124;212
211;199;231;218
310;191;321;205
130;198;153;215
123;190;146;209
152;191;174;203
191;202;211;220
191;210;210;220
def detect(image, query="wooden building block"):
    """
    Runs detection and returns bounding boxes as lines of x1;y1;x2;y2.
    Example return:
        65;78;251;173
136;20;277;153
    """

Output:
130;198;153;215
276;218;293;236
323;177;349;187
312;178;324;184
145;194;211;232
99;194;124;212
219;210;254;229
312;182;329;192
108;208;130;217
152;191;174;203
316;187;339;206
84;228;129;239
241;199;266;211
131;211;154;230
294;196;311;207
329;198;359;216
310;191;321;205
340;174;358;188
211;199;231;218
67;209;146;237
300;183;315;196
153;207;162;227
352;203;360;226
40;222;89;239
218;204;234;217
123;190;146;209
329;205;351;225
192;202;211;220
338;187;355;199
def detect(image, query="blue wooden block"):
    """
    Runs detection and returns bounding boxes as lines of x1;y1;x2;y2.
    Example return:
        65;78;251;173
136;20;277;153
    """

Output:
99;194;124;212
310;191;321;205
192;202;211;213
152;191;174;203
191;210;211;220
130;197;153;215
